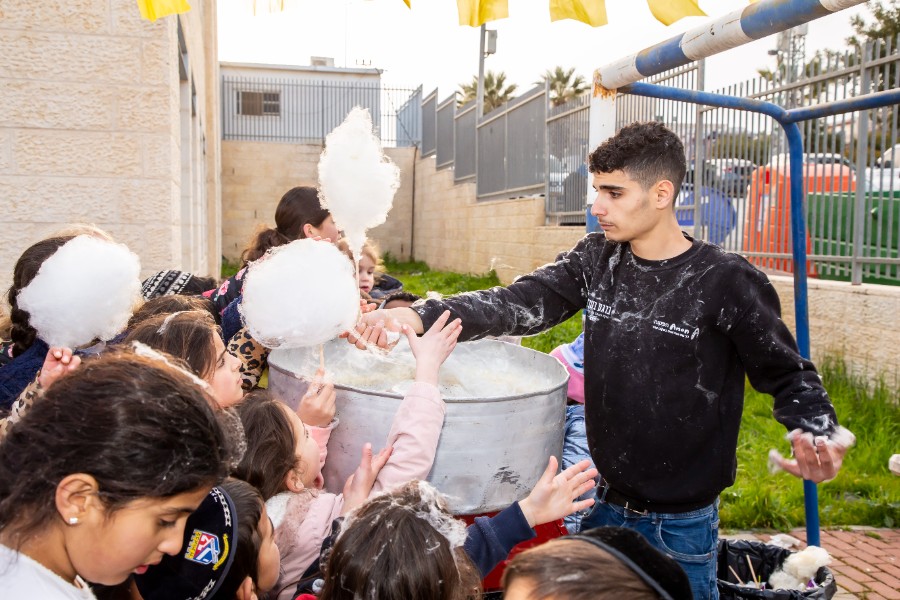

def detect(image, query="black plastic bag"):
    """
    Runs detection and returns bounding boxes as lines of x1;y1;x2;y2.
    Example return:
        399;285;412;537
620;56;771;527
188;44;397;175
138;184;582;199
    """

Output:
717;539;837;600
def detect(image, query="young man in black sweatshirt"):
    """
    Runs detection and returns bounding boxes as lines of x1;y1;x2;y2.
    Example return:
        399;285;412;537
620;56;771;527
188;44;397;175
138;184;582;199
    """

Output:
348;121;849;600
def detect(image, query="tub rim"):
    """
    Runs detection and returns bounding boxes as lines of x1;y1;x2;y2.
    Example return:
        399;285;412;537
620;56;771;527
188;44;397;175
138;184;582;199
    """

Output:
267;341;571;404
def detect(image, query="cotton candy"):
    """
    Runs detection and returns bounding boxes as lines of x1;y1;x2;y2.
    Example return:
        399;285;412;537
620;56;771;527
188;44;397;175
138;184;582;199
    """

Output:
239;239;359;349
17;235;141;348
318;107;400;259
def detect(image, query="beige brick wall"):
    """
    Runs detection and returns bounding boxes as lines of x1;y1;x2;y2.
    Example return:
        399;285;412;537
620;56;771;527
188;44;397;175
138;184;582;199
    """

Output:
220;142;416;263
770;276;900;388
409;154;900;385
0;0;221;296
411;155;583;283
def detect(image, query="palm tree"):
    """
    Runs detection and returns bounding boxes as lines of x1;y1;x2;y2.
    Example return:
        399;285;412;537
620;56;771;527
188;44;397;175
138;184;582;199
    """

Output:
458;70;518;114
536;66;588;107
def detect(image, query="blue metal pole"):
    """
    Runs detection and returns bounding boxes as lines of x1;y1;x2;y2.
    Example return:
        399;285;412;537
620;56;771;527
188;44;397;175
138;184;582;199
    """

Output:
596;0;868;89
783;121;820;547
784;88;900;123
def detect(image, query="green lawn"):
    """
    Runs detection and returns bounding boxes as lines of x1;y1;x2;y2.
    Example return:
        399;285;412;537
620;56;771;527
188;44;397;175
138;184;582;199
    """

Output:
386;258;900;530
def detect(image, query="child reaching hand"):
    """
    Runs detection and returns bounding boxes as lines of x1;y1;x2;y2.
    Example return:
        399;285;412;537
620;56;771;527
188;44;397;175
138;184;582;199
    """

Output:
234;311;462;600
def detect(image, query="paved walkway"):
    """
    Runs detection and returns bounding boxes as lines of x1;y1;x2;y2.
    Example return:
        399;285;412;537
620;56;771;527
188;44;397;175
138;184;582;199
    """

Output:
723;528;900;599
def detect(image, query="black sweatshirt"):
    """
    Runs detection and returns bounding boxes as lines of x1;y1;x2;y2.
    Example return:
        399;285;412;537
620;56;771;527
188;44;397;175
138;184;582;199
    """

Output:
412;233;838;508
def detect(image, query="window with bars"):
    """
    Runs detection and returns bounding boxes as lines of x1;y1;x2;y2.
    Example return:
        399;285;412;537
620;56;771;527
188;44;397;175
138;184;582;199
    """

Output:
237;91;280;116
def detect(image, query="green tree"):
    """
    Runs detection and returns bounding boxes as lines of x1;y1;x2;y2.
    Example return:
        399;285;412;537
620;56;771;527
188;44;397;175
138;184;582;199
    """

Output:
535;66;588;107
458;70;518;114
847;0;900;51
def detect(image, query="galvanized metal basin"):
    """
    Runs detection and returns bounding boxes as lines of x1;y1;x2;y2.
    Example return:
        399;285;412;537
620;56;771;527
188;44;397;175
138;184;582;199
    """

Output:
267;339;568;515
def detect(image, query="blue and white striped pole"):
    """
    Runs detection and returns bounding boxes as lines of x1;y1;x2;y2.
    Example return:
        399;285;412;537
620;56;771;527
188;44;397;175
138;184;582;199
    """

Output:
595;0;868;90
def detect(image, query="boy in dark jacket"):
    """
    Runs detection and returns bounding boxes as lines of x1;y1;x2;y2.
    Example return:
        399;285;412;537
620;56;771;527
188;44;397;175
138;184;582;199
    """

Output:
348;122;850;600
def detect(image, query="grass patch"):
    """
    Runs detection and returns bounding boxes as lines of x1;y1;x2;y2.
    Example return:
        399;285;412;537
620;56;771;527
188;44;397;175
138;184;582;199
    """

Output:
387;260;900;529
722;359;899;529
221;258;242;280
384;256;502;298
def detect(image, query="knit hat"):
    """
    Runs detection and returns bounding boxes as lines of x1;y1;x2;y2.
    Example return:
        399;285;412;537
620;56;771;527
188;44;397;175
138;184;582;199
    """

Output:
134;487;238;600
550;331;585;404
141;270;197;299
573;527;693;600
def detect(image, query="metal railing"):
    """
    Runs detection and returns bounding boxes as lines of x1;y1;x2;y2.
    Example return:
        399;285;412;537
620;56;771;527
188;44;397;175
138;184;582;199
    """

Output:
478;85;547;200
221;76;422;148
454;101;477;181
546;94;590;225
420;82;589;213
616;36;900;285
435;93;456;169
421;89;438;157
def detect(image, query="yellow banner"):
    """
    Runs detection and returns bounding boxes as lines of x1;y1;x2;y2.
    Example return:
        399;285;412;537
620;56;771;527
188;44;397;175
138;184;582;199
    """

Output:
457;0;509;27
646;0;705;26
549;0;607;27
402;0;411;7
137;0;191;22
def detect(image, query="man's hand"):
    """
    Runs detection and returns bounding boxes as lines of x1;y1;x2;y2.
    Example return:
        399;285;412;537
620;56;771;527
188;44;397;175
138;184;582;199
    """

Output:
770;429;853;483
342;307;425;350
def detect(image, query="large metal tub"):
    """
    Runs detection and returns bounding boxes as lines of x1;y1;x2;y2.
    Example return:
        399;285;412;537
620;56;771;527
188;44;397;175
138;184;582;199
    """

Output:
267;339;568;514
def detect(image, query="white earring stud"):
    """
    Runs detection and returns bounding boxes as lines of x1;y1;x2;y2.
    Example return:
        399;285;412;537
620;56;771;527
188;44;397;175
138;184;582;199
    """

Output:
67;517;79;525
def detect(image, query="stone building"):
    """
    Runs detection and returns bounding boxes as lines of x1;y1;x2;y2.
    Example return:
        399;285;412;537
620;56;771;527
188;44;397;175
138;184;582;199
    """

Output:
0;0;221;293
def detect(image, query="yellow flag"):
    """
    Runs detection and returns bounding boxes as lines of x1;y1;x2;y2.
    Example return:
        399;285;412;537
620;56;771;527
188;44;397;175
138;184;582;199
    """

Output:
137;0;191;21
403;0;411;6
549;0;607;27
457;0;508;27
646;0;705;26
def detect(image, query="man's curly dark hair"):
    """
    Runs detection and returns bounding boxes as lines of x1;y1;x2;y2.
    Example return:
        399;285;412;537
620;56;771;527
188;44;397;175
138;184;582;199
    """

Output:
588;121;687;196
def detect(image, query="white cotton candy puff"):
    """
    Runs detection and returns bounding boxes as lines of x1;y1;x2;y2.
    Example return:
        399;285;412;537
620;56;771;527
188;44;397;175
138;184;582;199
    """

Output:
17;235;141;348
768;569;806;591
239;239;359;349
783;545;830;582
318;107;400;259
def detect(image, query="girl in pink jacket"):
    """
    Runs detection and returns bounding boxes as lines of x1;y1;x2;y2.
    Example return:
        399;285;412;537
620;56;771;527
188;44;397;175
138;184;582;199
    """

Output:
234;311;462;600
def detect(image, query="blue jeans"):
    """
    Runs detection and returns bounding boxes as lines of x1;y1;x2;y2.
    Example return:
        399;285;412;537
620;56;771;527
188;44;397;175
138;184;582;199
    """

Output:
562;404;596;533
581;495;720;600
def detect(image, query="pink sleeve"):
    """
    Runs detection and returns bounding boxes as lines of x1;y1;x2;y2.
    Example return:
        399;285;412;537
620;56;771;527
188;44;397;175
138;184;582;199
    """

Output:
309;420;336;471
272;493;344;600
371;381;445;495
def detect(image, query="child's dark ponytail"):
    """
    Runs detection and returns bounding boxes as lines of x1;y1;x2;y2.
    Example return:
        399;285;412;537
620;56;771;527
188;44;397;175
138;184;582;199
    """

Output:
239;186;331;266
5;236;74;357
240;227;291;265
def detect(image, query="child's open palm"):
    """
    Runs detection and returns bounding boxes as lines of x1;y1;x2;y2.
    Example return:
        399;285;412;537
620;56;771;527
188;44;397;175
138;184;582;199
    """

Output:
403;310;462;386
297;367;336;427
518;456;598;528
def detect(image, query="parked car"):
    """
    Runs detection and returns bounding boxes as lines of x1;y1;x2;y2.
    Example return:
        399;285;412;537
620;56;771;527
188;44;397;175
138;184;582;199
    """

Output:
866;144;900;192
684;158;757;198
770;152;856;172
677;159;754;246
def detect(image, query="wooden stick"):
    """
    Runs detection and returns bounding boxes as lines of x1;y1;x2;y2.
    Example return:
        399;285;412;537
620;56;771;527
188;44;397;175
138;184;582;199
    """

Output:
319;343;325;372
746;555;760;588
728;565;744;585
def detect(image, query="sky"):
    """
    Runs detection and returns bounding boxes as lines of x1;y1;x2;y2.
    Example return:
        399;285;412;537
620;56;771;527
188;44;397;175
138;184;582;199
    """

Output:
217;0;873;96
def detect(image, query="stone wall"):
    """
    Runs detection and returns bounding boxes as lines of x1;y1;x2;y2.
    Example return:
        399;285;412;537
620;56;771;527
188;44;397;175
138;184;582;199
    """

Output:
770;276;900;388
411;156;584;284
0;0;221;294
220;142;415;262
